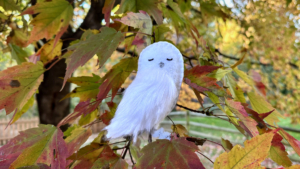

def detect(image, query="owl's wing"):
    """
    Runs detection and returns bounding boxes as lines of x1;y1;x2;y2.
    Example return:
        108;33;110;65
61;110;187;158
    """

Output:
104;72;178;142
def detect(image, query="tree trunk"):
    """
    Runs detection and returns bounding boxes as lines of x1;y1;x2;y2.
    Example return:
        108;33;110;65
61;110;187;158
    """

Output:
36;60;70;131
35;0;120;131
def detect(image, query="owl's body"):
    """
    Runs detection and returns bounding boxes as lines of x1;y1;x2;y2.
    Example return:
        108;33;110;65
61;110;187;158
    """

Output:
105;42;184;142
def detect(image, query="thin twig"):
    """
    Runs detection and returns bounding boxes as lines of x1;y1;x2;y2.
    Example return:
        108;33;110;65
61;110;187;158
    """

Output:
215;49;299;69
182;54;196;67
122;139;131;159
112;147;126;150
128;145;135;165
197;151;214;164
45;58;62;71
122;31;153;37
176;104;206;114
205;140;226;151
116;48;138;57
109;140;127;145
167;116;176;126
167;116;177;134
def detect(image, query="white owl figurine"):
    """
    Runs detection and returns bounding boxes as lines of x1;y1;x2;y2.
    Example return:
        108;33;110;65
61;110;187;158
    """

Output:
104;41;184;142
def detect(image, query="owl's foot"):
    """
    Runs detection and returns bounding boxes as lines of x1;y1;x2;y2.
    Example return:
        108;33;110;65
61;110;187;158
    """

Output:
148;133;152;143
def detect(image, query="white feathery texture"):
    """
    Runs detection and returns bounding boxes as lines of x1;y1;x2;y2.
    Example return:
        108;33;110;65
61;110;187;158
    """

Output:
104;41;184;142
152;128;171;140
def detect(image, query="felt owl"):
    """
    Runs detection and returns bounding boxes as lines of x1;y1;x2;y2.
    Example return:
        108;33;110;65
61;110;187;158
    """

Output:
104;41;184;142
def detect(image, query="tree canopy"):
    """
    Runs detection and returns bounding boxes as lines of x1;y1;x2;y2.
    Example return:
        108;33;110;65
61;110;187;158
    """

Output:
0;0;300;168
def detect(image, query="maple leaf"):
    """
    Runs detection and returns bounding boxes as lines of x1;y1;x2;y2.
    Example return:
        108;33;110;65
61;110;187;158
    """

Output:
224;74;246;103
226;99;259;137
134;137;204;169
154;25;171;42
200;1;230;21
269;132;292;167
38;39;63;64
116;11;152;53
78;110;98;126
116;11;152;34
9;95;34;124
286;165;300;169
0;62;44;115
233;68;255;86
243;105;273;132
91;145;128;169
58;99;100;127
8;43;28;64
61;74;101;102
214;131;276;169
116;0;163;24
63;28;124;88
0;125;68;169
279;128;300;156
100;102;117;125
221;138;233;152
102;0;116;27
248;92;283;125
99;57;138;99
250;70;267;96
161;0;185;30
171;124;188;137
161;0;200;44
6;28;28;47
64;126;92;165
68;143;104;168
0;0;20;11
207;68;232;81
21;0;73;46
184;65;227;96
59;57;137;126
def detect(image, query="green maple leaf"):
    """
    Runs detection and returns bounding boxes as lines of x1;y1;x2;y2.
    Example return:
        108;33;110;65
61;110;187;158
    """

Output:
59;57;137;127
21;0;73;45
0;0;20;11
116;0;163;24
9;43;28;64
248;92;283;125
63;28;124;88
99;57;138;99
62;74;101;102
0;61;44;115
224;74;246;103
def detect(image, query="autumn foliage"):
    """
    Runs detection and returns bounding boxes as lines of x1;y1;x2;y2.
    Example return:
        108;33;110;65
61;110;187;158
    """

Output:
1;0;300;168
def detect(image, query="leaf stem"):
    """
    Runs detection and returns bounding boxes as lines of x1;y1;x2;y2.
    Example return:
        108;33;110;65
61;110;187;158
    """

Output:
45;58;62;71
197;151;214;164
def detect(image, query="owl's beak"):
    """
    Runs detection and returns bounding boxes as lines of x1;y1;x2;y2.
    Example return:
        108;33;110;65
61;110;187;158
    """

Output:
159;62;164;68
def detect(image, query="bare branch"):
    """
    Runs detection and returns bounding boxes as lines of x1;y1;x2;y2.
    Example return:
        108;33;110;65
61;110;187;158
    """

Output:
215;49;299;69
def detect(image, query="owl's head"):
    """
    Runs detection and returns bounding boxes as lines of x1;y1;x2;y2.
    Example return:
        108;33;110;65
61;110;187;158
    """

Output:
138;42;184;79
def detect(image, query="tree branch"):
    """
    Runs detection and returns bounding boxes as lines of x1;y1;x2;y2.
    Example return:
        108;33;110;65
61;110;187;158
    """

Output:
215;49;299;69
116;48;138;57
176;104;213;116
72;0;121;39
